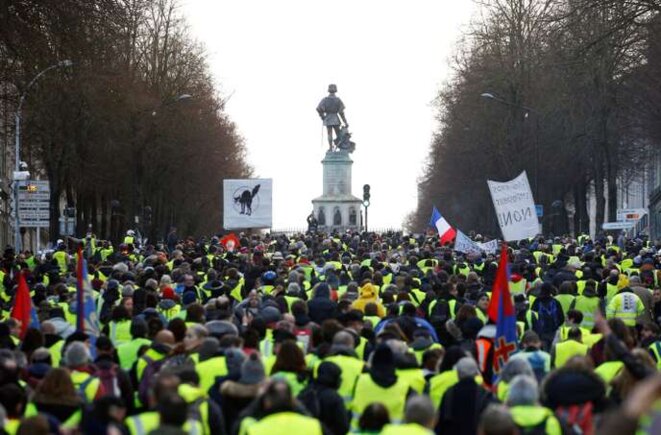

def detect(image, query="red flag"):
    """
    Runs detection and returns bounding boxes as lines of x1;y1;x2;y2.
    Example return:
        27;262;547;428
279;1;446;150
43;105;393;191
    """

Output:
487;244;514;322
220;233;240;252
11;272;34;339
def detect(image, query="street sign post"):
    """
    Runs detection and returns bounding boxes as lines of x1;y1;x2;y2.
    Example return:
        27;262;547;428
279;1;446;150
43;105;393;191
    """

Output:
17;180;50;228
602;221;635;230
616;208;648;223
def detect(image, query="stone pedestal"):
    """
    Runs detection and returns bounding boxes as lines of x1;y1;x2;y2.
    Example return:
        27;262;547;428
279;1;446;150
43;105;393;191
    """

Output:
312;151;362;232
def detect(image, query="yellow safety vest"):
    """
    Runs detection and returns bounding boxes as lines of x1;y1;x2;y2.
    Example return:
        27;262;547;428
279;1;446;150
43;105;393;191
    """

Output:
380;423;435;435
117;338;152;371
323;354;365;406
246;412;322;435
554;294;575;316
109;320;132;346
71;370;101;403
196;356;228;394
606;283;619;304
554;340;588;367
572;296;600;329
510;405;562;435
649;342;661;370
395;368;425;394
351;374;410;430
594;361;624;384
125;411;203;435
606;292;644;326
509;279;527;296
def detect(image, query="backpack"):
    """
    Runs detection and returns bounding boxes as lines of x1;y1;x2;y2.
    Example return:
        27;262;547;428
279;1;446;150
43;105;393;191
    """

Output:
97;364;121;397
297;386;321;418
556;402;594;435
138;356;166;405
516;416;548;435
77;375;97;403
537;301;559;333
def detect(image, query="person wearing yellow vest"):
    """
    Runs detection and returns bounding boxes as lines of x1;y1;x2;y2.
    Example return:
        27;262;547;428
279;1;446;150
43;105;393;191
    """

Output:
103;306;133;346
506;375;562;435
552;327;588;368
554;310;590;343
53;246;70;276
125;371;203;435
0;383;27;435
243;379;323;435
381;395;437;435
323;330;365;406
350;345;414;431
606;288;644;327
297;361;350;435
117;318;152;371
177;369;225;435
569;280;601;329
64;341;105;402
601;269;621;304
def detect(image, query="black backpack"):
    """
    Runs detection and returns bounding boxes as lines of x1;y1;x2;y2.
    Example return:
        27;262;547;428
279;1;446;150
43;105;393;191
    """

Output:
297;386;321;418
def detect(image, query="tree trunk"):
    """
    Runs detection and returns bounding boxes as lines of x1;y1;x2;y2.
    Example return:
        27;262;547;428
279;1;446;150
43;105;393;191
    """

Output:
594;162;606;232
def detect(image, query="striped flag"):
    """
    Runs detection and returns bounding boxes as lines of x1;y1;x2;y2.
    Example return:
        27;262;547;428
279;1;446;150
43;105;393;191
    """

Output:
430;206;457;245
77;248;100;338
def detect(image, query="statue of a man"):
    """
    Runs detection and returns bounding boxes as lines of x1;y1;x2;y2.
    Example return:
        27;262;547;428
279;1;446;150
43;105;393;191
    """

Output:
316;84;348;151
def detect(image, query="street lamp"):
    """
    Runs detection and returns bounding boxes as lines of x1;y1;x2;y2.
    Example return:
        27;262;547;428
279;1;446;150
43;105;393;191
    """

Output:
150;93;193;116
480;91;541;199
14;60;73;250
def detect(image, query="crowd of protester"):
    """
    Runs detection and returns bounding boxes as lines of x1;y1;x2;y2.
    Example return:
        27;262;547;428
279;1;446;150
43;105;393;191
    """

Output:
0;229;661;434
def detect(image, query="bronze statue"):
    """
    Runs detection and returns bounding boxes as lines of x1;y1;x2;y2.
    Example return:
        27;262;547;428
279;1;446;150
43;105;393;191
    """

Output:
317;84;348;151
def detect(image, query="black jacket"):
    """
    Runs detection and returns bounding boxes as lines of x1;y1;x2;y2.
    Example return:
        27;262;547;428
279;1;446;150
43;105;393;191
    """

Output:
307;285;337;324
297;362;349;435
436;378;493;435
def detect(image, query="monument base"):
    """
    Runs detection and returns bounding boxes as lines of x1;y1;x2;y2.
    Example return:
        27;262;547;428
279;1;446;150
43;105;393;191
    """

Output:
312;150;362;232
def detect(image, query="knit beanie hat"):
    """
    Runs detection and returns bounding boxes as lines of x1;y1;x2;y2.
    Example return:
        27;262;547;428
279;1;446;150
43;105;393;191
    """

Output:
224;348;246;377
239;353;265;385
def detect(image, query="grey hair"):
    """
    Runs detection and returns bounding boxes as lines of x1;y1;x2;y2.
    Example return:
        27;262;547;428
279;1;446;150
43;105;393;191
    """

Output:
64;341;91;368
506;375;539;407
404;395;436;428
454;357;480;380
500;357;534;383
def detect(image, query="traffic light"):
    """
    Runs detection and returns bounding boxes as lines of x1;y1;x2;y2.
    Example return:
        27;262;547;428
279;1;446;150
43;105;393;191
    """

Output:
363;184;371;202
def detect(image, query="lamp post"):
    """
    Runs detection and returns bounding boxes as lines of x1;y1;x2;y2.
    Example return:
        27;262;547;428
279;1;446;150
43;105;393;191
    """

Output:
480;92;541;200
14;60;73;250
134;93;193;240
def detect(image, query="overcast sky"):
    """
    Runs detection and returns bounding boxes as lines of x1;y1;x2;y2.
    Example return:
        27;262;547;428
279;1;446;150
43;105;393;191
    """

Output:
182;0;476;230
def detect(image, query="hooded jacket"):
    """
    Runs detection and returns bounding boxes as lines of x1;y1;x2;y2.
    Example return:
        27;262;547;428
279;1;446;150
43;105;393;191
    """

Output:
297;362;349;435
351;283;385;316
307;283;338;324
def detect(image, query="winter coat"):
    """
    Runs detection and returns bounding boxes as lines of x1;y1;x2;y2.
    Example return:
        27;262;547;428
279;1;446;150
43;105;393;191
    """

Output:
308;284;338;324
297;362;349;435
351;283;385;316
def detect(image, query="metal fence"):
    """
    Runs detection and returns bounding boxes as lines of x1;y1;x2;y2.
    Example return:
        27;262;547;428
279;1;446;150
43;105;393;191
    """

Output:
269;227;403;236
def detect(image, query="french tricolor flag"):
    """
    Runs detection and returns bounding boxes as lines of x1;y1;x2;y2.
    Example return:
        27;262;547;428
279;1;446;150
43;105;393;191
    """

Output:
430;206;456;245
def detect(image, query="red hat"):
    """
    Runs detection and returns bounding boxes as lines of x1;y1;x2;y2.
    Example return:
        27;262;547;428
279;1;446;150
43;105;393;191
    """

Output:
161;287;176;300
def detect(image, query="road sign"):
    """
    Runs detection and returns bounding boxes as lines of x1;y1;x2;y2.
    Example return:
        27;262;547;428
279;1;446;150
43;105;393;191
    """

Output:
616;208;648;222
17;180;50;228
602;221;635;230
535;204;543;218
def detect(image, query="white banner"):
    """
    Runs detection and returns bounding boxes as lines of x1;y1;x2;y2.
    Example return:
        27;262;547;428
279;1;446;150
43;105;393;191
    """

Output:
223;179;273;229
487;171;539;241
477;239;498;255
454;230;482;255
